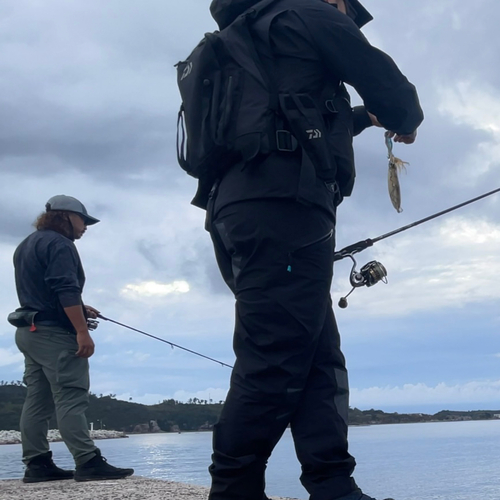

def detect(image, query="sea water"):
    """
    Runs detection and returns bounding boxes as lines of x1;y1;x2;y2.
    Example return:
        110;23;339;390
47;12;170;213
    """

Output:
0;420;499;500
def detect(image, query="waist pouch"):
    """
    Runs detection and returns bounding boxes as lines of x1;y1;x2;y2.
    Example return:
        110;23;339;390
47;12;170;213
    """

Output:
7;310;38;328
7;310;60;328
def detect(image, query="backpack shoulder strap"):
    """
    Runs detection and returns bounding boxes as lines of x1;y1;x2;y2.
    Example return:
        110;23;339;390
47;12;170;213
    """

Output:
224;0;289;110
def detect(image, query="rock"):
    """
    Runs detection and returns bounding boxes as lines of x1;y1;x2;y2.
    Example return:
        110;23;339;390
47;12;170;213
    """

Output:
133;423;150;433
132;420;162;434
0;429;127;445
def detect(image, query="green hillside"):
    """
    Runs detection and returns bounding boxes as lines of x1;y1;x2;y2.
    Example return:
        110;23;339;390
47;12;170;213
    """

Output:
1;382;499;432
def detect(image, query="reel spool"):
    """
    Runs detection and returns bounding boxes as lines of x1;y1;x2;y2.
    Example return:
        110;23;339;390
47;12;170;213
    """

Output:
87;319;99;331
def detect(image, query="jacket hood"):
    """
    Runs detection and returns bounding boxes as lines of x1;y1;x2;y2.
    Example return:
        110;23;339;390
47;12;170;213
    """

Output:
210;0;262;30
210;0;373;30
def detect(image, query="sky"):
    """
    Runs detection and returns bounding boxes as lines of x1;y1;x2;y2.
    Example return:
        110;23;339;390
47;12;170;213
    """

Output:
0;0;499;415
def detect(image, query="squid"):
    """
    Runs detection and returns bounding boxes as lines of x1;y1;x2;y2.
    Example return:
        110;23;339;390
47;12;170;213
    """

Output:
385;131;409;213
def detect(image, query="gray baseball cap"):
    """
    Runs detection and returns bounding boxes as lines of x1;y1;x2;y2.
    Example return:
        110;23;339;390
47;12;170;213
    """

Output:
45;195;100;225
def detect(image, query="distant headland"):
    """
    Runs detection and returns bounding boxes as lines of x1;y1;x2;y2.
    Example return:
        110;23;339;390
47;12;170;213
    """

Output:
1;382;499;434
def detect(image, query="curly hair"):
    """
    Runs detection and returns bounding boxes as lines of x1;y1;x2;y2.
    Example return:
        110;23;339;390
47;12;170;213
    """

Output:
33;211;73;239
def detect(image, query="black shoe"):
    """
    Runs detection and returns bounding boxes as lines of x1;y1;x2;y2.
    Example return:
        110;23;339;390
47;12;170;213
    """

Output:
360;495;395;500
359;495;395;500
23;451;74;483
74;449;134;482
336;491;395;500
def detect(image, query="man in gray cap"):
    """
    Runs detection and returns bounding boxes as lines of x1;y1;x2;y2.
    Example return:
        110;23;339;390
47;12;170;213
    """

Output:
9;195;134;483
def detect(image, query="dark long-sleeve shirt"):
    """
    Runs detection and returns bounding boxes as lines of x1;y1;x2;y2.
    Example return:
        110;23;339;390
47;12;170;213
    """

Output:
13;229;85;330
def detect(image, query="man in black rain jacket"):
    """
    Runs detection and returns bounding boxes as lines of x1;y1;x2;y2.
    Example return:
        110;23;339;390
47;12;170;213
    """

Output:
204;1;424;499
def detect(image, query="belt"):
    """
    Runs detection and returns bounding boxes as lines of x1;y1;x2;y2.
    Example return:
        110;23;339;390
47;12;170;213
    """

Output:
35;311;60;322
36;320;64;327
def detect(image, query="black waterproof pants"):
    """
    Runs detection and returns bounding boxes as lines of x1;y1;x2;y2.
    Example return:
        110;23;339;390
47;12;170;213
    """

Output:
207;199;357;500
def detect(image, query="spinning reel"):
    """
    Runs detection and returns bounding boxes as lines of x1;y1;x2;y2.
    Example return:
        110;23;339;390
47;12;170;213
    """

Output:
87;319;99;331
338;254;388;309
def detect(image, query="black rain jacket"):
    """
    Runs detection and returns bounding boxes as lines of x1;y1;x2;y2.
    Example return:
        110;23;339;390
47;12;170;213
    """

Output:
209;0;424;217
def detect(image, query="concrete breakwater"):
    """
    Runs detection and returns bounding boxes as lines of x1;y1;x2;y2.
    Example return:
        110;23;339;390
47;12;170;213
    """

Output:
0;429;127;445
0;477;298;500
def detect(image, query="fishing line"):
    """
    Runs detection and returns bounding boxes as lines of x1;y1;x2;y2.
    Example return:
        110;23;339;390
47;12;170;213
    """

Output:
97;314;234;369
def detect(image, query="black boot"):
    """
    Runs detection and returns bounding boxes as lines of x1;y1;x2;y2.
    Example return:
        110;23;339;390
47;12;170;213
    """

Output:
23;451;74;483
74;449;134;482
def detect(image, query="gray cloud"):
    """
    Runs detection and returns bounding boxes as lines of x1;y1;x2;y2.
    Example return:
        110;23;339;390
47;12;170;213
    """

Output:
1;0;500;410
0;215;34;243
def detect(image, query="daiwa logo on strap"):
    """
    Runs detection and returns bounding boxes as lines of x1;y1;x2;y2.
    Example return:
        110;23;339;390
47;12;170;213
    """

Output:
307;129;322;140
181;62;193;81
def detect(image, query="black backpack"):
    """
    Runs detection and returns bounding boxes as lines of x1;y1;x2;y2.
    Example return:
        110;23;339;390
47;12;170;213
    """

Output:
176;0;354;209
175;0;290;209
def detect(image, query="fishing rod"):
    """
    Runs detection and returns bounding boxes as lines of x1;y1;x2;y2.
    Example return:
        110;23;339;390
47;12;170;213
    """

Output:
95;314;234;369
335;187;500;308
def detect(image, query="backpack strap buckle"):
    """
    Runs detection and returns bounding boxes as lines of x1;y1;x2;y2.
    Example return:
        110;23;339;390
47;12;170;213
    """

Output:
325;180;343;206
275;130;298;152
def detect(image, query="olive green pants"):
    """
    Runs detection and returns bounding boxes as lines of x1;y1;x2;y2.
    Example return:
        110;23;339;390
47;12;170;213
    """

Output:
15;325;97;466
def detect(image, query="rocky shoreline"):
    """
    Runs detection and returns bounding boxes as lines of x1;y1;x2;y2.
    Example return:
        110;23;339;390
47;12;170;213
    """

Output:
0;429;127;445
